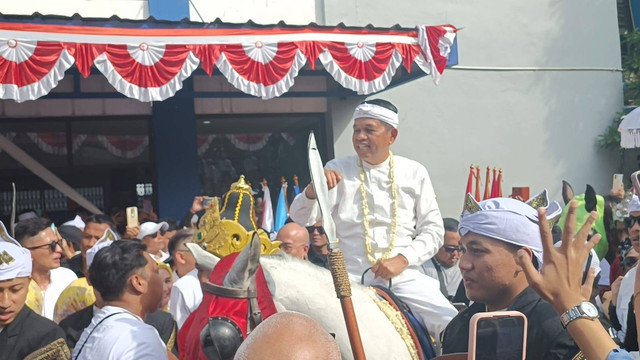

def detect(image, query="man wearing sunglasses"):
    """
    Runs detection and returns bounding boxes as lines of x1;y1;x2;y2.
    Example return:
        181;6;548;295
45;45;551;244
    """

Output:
306;221;329;269
420;218;462;301
15;217;78;320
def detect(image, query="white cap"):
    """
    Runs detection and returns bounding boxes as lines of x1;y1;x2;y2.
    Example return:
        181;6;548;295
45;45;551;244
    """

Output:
63;215;85;231
0;221;32;281
137;222;169;240
86;228;118;268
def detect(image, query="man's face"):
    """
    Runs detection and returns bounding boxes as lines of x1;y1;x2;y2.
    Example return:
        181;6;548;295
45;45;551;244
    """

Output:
142;232;165;255
139;252;163;315
0;277;29;326
458;232;522;305
628;211;640;253
435;231;461;267
25;227;62;271
352;118;397;165
161;230;177;252
279;233;309;259
82;223;112;256
308;221;328;249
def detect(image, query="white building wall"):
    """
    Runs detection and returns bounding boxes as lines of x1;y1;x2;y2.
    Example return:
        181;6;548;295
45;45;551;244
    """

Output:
3;0;149;19
323;0;623;218
188;0;317;24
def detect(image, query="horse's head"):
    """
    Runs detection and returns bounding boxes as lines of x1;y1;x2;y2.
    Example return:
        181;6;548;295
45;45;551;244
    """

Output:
179;234;278;360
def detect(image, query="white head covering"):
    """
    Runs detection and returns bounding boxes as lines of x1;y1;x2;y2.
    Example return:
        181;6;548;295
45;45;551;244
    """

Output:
86;228;119;268
63;215;85;231
353;102;399;129
629;195;640;214
0;221;32;281
459;190;563;268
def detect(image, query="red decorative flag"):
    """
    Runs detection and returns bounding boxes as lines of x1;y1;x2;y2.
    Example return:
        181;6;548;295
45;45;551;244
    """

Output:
490;167;499;198
465;164;474;195
483;166;491;200
475;166;481;202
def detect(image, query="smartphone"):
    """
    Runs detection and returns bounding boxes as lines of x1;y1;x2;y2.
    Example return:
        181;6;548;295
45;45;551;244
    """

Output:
613;174;624;193
126;206;139;228
632;170;640;195
202;196;215;208
468;311;527;360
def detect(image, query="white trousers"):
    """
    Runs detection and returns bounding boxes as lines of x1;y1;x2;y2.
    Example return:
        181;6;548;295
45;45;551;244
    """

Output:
358;267;458;342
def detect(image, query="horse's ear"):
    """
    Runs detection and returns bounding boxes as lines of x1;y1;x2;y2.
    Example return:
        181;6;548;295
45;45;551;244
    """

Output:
185;243;220;273
562;180;575;206
223;232;261;289
585;184;597;213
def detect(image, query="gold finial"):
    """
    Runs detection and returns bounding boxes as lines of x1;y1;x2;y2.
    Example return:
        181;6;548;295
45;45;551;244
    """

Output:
230;175;251;192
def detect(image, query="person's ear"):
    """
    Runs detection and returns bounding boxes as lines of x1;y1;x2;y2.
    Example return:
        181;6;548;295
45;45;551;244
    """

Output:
389;128;398;144
175;251;185;265
130;272;148;294
514;247;533;272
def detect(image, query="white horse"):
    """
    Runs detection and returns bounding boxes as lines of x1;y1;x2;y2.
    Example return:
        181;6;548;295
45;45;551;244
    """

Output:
193;238;417;360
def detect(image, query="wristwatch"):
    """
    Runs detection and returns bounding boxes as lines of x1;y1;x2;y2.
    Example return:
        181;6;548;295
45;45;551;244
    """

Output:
559;301;599;328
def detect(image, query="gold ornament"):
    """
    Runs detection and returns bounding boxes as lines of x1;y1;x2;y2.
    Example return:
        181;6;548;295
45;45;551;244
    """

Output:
196;176;280;258
359;152;397;265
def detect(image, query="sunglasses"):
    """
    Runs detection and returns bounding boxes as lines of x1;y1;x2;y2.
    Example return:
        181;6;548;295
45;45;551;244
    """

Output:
27;240;62;252
306;226;325;235
624;215;640;228
443;245;462;254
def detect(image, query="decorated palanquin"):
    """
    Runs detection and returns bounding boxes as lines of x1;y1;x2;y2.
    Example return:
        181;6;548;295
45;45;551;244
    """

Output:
195;175;280;258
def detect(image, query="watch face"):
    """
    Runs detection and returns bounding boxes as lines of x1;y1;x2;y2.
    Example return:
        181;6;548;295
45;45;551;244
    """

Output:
579;302;599;317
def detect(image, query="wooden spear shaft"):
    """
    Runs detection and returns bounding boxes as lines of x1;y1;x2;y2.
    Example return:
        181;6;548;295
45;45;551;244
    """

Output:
328;249;366;360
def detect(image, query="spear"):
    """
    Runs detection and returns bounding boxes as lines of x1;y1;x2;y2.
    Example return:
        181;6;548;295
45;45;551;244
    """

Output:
307;131;366;360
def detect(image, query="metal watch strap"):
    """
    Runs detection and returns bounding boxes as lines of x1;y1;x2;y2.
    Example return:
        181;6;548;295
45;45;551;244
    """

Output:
560;302;597;328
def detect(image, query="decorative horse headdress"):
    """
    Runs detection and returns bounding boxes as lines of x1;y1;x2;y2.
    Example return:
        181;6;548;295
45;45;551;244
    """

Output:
195;175;280;258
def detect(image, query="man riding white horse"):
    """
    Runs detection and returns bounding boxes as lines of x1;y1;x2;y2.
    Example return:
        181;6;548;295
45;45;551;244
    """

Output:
289;99;457;341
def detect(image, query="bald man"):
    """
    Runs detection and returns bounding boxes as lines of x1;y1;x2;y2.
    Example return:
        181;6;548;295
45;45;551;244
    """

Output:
233;312;340;360
277;223;309;260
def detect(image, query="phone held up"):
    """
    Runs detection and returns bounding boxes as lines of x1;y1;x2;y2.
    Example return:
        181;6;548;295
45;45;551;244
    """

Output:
126;206;139;228
467;311;527;360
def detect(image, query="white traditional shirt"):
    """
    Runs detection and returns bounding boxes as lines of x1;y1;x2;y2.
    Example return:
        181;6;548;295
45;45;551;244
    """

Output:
41;266;77;320
72;305;168;360
169;268;203;328
617;265;637;342
289;155;444;277
420;259;462;298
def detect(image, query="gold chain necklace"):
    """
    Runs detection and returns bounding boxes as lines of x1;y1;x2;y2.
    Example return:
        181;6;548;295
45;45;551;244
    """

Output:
358;151;398;265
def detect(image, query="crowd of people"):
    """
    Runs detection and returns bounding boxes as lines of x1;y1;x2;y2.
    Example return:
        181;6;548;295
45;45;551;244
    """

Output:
0;99;636;360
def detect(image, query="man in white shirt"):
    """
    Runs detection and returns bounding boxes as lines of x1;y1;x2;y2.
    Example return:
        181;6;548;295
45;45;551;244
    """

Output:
138;222;170;262
73;239;167;360
420;218;463;300
15;218;77;320
168;229;202;329
289;99;457;340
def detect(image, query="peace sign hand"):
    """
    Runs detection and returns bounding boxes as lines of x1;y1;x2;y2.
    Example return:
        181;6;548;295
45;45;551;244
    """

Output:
515;201;601;314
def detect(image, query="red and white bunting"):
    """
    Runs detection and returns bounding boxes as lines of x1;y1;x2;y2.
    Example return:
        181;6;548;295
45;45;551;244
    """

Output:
0;22;457;102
